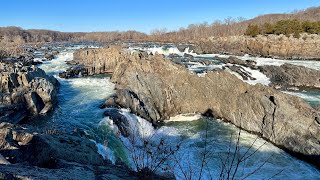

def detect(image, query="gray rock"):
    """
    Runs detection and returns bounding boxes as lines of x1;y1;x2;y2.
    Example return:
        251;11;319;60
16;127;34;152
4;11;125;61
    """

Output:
104;108;130;137
259;63;320;89
0;62;59;123
0;122;104;167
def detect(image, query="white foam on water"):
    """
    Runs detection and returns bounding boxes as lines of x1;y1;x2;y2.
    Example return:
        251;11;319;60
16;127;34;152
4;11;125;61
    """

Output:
58;77;115;101
242;66;271;85
33;57;44;62
166;114;202;122
110;111;320;179
96;143;116;163
129;46;197;57
39;51;73;75
38;46;119;164
283;91;320;103
238;55;320;71
92;140;116;164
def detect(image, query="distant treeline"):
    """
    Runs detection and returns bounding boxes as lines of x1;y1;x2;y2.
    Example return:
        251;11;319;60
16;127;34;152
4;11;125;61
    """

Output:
1;7;320;44
245;19;320;38
148;7;320;42
0;26;147;44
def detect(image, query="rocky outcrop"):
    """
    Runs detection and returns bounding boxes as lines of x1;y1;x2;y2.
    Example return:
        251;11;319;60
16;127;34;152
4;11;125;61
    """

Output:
0;122;104;167
197;34;320;60
59;65;88;79
226;65;256;81
0;60;59;123
84;46;320;167
0;122;175;180
73;46;129;75
104;108;130;137
175;44;203;54
259;63;320;89
0;122;161;180
214;56;257;69
59;46;132;78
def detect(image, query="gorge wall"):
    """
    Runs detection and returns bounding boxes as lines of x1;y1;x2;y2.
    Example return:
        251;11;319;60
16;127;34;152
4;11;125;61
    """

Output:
197;34;320;60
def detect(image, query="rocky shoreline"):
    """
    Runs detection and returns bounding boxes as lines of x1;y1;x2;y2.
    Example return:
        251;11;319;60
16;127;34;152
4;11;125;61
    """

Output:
0;46;173;180
65;45;320;168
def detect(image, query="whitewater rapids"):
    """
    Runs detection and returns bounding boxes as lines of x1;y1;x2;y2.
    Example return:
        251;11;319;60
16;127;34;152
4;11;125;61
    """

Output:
38;43;320;180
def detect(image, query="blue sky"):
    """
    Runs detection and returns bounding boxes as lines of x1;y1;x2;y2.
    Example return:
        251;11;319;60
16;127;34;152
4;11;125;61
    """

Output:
1;0;319;33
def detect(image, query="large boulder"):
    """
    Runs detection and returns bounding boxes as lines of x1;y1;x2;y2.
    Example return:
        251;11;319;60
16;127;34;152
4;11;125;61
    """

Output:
0;61;59;123
259;63;320;89
0;122;104;167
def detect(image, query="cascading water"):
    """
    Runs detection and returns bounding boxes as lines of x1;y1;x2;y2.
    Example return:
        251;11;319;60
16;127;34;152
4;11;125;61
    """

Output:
37;46;128;163
38;43;320;180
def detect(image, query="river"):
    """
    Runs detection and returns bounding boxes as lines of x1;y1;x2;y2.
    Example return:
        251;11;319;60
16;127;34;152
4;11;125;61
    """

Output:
37;43;320;180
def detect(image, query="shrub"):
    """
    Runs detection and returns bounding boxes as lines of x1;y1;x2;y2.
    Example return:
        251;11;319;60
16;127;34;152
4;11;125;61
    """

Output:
245;24;260;37
245;19;320;38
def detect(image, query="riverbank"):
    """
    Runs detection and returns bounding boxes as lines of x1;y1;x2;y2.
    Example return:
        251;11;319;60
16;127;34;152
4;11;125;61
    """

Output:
193;34;320;60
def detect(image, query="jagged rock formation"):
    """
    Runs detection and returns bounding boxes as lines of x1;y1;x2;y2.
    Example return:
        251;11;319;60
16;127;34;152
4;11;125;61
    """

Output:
175;44;203;54
197;34;320;60
259;63;320;89
59;46;133;78
0;122;167;180
214;56;257;68
0;122;104;167
0;60;59;123
73;46;129;75
75;46;319;167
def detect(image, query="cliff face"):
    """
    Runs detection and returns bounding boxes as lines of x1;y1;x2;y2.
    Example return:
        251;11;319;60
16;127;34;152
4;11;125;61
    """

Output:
0;60;59;123
198;34;320;60
73;46;130;75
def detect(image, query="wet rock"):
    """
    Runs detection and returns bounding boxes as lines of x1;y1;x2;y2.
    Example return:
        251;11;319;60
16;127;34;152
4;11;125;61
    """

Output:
226;65;256;80
215;56;257;68
65;60;78;65
70;46;320;167
59;65;88;79
44;53;55;61
0;154;10;165
104;108;130;137
183;53;194;59
259;63;320;89
0;122;104;167
175;44;203;54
